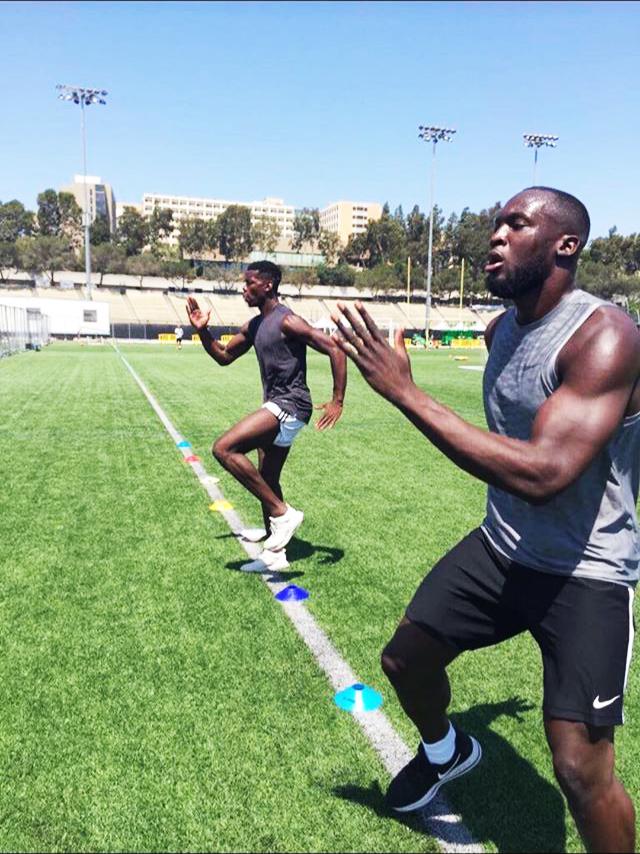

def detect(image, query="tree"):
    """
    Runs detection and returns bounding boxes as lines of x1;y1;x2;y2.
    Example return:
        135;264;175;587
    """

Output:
340;232;368;267
0;242;18;282
215;205;253;262
92;244;127;285
116;207;149;256
283;267;318;297
126;253;164;285
178;216;209;259
58;192;82;244
364;215;406;267
36;189;81;243
0;200;34;242
291;208;320;252
355;264;403;298
90;213;112;246
37;189;62;236
316;264;355;288
252;216;281;254
450;202;502;291
16;236;75;286
147;207;175;249
163;257;195;288
317;230;342;266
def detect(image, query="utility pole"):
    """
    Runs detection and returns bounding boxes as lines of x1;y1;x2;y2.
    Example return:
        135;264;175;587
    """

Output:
56;84;108;300
523;132;559;184
418;125;456;346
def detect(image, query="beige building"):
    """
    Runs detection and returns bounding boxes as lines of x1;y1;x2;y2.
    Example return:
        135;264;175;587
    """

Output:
141;192;295;248
60;175;117;232
319;201;382;246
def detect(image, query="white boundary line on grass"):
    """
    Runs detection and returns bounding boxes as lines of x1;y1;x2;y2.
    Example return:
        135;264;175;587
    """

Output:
114;342;483;854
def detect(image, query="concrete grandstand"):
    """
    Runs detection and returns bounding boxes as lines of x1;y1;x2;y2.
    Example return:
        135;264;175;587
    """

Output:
0;269;502;340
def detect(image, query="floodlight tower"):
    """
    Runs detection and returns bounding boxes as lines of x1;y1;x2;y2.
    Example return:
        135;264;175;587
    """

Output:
56;84;108;299
523;133;559;185
418;125;456;345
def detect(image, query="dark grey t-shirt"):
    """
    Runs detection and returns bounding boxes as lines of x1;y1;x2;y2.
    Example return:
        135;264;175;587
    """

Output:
246;303;313;423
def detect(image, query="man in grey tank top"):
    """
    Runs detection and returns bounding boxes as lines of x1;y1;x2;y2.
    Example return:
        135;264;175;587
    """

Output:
332;188;640;851
187;260;346;573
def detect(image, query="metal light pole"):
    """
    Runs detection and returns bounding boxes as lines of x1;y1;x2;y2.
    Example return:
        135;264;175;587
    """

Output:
418;125;456;346
523;133;559;185
56;84;108;300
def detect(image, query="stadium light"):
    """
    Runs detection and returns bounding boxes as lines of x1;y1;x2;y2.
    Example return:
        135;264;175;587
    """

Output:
418;125;456;345
56;84;109;300
523;133;559;184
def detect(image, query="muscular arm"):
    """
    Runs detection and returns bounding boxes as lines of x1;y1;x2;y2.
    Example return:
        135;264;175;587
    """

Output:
197;325;252;366
186;296;252;366
333;302;640;504
282;313;347;428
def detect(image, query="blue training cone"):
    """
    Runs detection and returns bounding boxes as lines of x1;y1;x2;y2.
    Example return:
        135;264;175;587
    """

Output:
334;683;383;713
177;440;191;448
275;584;309;602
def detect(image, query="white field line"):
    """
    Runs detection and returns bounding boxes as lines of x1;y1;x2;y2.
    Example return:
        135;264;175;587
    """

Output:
114;343;483;854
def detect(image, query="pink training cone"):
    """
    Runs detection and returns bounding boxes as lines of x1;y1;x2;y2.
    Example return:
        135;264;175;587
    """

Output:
184;454;200;463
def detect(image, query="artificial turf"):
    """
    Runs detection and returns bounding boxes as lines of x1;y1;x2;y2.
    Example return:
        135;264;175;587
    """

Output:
2;340;639;852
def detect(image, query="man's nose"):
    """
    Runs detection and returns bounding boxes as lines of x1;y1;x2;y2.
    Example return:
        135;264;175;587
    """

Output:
490;226;508;247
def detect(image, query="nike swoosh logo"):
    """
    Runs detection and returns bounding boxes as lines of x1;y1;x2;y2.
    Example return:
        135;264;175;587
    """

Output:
437;754;461;780
593;695;621;709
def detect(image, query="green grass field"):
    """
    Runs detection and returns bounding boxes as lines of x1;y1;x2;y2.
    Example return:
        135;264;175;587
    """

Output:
2;341;639;853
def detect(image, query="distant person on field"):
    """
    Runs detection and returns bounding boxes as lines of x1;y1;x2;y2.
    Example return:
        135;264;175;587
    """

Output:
333;187;640;853
175;325;184;349
186;260;347;572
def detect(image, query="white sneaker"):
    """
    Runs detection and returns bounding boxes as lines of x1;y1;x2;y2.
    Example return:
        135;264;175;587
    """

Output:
239;548;290;574
239;527;267;543
263;505;304;551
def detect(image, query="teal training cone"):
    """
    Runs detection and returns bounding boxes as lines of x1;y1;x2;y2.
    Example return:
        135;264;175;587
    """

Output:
177;440;191;448
334;683;383;713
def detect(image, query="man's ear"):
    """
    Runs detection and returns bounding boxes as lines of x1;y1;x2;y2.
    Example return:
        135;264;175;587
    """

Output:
557;234;581;260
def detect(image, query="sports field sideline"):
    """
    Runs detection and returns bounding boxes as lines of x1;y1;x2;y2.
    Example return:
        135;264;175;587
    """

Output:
2;342;639;853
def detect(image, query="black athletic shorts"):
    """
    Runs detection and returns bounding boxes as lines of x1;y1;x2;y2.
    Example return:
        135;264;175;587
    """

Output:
406;528;635;727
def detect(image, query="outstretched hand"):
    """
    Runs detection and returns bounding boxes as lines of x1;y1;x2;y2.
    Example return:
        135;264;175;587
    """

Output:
186;296;211;331
314;400;343;431
331;301;413;404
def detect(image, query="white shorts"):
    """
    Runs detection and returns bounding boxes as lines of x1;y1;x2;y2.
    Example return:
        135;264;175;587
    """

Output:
262;401;307;447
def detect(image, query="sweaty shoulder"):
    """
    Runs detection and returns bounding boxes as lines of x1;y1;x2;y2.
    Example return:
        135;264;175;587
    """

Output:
559;305;640;366
557;306;640;406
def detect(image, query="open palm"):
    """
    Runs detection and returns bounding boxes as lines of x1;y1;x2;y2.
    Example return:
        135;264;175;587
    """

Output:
186;296;211;330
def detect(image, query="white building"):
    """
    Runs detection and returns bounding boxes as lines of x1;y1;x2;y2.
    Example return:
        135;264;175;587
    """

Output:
141;193;295;248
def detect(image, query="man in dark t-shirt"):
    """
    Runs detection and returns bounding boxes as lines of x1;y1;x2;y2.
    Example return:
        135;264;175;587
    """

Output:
187;260;347;572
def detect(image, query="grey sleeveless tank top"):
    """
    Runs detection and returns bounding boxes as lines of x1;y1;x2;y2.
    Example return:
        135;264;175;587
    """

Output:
246;303;312;423
482;288;640;586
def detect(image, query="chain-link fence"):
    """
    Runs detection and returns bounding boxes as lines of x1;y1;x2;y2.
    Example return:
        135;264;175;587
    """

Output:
0;304;50;358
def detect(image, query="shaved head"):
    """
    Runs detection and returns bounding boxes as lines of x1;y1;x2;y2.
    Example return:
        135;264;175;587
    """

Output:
486;187;591;298
519;187;590;250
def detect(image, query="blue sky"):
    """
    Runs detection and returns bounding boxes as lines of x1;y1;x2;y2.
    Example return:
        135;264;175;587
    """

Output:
1;0;639;239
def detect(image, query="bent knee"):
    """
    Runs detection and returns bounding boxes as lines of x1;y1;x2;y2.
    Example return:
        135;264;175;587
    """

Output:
212;437;231;462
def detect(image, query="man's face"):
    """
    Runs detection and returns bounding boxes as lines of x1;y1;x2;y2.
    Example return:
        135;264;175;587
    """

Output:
242;270;271;306
485;193;562;299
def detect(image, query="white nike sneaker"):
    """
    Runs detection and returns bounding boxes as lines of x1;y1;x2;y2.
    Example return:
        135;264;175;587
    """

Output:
239;527;267;543
239;548;290;574
263;505;304;551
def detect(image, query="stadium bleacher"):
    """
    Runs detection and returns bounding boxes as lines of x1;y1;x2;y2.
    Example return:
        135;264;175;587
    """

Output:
0;277;498;336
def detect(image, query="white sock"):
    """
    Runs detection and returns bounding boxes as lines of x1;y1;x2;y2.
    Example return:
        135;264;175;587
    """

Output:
422;721;455;765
